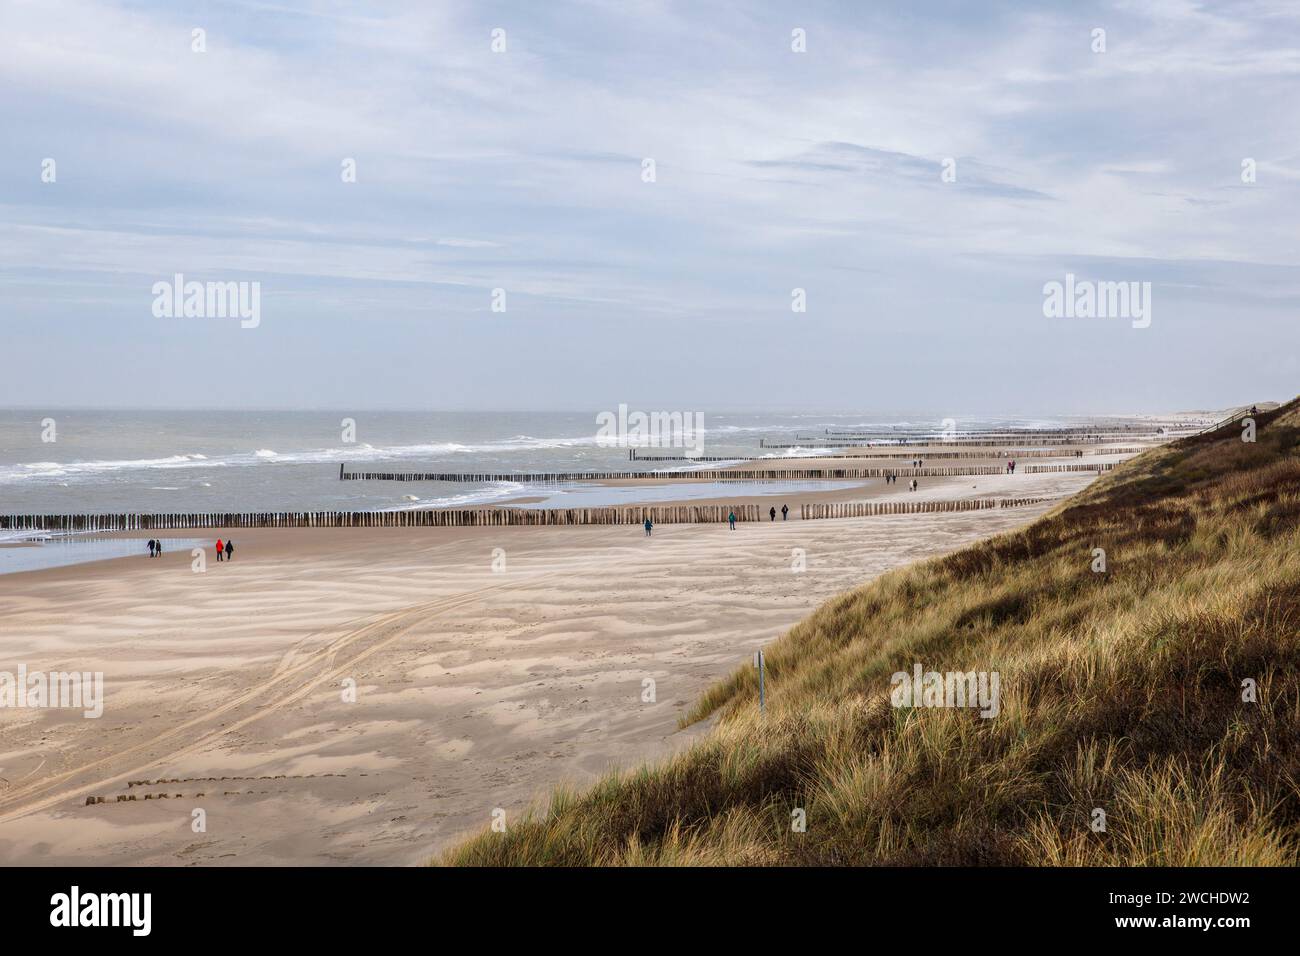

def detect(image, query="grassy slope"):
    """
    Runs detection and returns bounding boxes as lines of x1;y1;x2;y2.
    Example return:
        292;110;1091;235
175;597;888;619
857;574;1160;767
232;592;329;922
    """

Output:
441;400;1300;865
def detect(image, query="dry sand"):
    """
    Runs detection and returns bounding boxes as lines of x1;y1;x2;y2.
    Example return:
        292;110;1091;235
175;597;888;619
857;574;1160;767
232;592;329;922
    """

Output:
0;472;1095;866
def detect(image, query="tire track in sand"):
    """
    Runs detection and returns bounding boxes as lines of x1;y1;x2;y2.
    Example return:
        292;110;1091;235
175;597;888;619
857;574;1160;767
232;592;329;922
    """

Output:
0;571;565;824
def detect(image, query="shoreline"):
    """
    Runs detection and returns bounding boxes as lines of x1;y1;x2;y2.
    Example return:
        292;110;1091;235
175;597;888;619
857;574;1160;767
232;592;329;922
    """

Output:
0;470;1097;580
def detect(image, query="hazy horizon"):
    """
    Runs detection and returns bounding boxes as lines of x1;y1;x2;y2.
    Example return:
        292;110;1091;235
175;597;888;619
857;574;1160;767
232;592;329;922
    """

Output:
3;0;1297;412
0;400;1257;417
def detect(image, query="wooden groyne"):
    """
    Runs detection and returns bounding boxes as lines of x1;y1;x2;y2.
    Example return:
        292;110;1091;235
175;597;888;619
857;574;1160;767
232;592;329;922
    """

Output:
339;462;1114;482
762;436;1153;448
0;504;766;532
1023;463;1115;474
343;465;1018;482
631;448;1144;462
822;429;1172;437
1;496;1056;534
800;497;1050;520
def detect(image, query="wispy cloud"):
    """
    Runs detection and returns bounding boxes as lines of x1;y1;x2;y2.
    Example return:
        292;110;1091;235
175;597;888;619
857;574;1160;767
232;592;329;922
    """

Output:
0;0;1296;410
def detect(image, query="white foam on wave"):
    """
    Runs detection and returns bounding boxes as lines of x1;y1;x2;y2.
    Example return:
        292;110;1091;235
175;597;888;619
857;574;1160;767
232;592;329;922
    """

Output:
0;431;628;484
391;482;526;510
0;453;217;483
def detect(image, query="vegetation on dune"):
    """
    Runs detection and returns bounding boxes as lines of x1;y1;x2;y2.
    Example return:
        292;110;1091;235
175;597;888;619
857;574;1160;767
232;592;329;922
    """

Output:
439;400;1300;866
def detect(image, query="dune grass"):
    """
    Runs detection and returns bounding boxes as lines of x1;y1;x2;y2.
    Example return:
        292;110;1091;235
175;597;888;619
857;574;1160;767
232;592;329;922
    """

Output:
439;399;1300;866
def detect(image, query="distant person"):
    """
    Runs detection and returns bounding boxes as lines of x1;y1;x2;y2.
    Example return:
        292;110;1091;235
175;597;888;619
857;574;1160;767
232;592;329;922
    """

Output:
644;518;652;537
1250;405;1258;415
728;511;736;530
147;539;156;558
781;504;788;520
154;540;162;556
224;539;234;561
215;538;224;562
769;506;776;522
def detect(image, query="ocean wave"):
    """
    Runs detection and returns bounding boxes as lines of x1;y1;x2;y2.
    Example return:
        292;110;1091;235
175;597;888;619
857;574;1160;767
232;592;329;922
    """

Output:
0;453;218;483
0;430;673;484
390;482;527;510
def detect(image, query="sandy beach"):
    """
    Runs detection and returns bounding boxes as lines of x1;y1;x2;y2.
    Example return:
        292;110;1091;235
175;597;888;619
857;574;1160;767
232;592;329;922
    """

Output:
0;472;1092;866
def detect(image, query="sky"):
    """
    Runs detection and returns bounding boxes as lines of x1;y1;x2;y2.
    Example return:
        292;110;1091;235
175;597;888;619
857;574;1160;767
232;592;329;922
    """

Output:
1;0;1297;414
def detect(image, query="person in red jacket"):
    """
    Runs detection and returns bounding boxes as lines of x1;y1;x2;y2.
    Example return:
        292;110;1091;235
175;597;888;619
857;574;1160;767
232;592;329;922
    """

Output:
215;538;224;561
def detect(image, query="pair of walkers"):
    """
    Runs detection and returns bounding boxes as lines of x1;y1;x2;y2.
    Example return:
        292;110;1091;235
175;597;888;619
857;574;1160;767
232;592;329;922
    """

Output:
768;505;789;521
146;539;163;557
214;538;235;561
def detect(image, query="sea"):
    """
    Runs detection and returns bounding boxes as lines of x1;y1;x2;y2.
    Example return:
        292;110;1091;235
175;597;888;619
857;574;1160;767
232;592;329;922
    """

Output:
0;408;1082;519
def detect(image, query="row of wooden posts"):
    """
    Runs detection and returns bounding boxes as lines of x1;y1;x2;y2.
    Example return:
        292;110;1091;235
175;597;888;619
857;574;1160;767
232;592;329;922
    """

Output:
821;424;1180;436
0;505;764;531
339;463;1112;482
799;497;1049;520
761;436;1149;448
0;496;1055;533
1024;463;1116;474
630;448;1143;462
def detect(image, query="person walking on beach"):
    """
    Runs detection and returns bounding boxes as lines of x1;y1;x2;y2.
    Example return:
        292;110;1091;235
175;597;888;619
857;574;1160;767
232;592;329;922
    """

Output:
154;540;162;556
781;504;788;520
769;506;777;522
728;511;736;530
224;539;234;561
215;538;224;562
644;518;652;537
147;539;156;558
